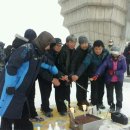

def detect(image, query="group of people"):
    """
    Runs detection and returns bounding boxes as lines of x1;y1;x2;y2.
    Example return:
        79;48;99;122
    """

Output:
0;29;128;130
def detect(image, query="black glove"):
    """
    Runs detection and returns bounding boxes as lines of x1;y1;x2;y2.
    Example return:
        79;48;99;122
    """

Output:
6;87;16;95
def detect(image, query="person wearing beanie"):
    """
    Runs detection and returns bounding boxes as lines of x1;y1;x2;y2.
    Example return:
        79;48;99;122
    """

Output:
24;29;37;42
123;42;130;77
72;40;109;110
55;34;77;116
71;35;91;111
0;31;60;130
93;46;126;113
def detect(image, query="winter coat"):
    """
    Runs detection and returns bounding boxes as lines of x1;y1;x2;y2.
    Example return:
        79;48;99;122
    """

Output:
123;45;130;63
95;55;127;83
0;43;58;119
76;48;109;77
39;49;63;82
71;45;91;83
58;44;75;75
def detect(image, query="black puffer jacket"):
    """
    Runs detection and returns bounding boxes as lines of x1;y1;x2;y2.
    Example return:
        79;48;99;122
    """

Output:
123;44;130;63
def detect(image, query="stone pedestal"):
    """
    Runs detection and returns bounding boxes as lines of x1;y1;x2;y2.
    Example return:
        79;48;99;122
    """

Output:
59;0;130;48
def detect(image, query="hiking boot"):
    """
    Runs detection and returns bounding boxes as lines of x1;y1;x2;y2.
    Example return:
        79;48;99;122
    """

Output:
116;107;121;113
59;111;67;116
109;106;115;113
98;104;105;109
41;108;53;113
30;116;44;122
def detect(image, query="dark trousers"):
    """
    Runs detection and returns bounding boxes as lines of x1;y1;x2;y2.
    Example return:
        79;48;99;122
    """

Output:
76;77;88;104
55;82;70;112
106;82;123;108
0;103;33;130
126;62;130;76
28;83;38;118
91;78;105;106
38;76;52;112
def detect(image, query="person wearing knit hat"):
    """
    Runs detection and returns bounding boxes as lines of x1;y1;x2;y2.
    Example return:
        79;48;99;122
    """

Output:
93;46;126;113
111;46;121;56
71;35;91;111
24;29;37;42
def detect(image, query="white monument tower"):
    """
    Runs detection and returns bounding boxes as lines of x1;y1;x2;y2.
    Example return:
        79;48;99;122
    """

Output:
59;0;130;48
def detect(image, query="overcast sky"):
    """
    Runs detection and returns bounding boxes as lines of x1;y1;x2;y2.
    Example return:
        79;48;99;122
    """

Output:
0;0;69;46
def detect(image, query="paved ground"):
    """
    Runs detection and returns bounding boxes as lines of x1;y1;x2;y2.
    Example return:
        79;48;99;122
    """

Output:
35;76;130;117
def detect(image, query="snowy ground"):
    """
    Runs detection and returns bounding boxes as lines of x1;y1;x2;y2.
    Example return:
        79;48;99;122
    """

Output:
35;78;130;117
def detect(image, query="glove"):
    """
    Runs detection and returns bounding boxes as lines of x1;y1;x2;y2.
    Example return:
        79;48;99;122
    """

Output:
108;69;115;75
90;75;99;81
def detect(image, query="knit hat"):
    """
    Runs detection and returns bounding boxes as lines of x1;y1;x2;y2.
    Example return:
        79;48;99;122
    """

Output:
78;36;89;44
111;46;120;55
24;29;37;42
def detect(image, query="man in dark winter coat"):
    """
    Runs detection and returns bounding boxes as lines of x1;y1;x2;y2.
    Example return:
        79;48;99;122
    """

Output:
55;34;77;116
71;36;91;111
72;40;109;110
0;31;58;130
123;42;130;76
38;38;64;117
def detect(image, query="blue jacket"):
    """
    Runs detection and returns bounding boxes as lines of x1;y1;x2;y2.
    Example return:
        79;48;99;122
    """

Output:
0;43;58;119
95;55;127;83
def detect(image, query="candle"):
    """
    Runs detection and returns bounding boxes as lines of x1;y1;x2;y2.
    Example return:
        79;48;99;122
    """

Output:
12;123;14;130
70;107;75;119
0;116;1;128
82;105;87;111
37;126;40;130
82;105;87;116
70;107;74;113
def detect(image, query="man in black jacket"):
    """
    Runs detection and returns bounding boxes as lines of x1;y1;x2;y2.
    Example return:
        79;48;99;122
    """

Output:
123;42;130;77
55;34;77;116
72;40;109;110
71;36;91;111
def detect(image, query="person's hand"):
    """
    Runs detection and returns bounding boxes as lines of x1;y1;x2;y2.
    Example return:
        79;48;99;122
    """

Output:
90;75;99;81
108;69;115;75
71;75;79;81
61;75;68;81
52;78;60;86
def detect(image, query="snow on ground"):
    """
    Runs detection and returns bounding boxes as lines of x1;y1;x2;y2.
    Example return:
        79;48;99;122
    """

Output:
35;80;130;116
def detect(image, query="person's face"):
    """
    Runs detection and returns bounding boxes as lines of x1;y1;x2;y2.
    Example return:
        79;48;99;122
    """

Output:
67;41;76;49
80;43;89;50
54;44;62;53
94;46;103;55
